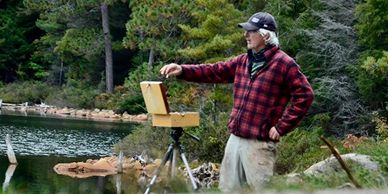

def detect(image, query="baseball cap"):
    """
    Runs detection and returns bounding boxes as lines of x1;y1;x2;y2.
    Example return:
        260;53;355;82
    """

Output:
238;12;277;32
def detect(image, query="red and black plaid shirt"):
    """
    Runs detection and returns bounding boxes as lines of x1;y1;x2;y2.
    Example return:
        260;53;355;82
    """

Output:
179;46;314;140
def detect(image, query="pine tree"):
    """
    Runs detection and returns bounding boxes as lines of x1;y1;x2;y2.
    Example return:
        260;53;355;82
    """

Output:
178;0;245;63
123;0;192;68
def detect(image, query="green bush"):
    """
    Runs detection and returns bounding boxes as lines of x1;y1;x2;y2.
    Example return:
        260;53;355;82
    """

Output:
275;127;334;174
182;112;230;162
45;79;98;108
356;51;388;109
0;81;57;104
94;85;146;114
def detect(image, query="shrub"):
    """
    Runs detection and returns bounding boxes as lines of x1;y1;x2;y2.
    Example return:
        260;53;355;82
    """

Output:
94;86;146;114
0;81;57;104
275;127;334;174
45;79;98;108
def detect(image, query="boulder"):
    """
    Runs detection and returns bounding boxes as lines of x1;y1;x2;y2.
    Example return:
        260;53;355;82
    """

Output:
304;153;379;176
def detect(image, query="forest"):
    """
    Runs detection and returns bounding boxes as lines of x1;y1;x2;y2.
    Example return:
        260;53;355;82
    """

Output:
0;0;387;191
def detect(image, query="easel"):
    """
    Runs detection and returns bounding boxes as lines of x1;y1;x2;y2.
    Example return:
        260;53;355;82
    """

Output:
140;81;200;194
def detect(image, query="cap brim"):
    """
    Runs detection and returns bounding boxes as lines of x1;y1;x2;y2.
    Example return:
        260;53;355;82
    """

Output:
238;22;259;31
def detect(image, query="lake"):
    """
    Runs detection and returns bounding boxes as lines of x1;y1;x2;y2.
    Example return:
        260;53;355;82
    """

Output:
0;111;138;194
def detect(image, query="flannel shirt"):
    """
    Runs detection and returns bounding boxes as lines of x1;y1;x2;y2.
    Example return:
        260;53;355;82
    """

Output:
179;46;314;140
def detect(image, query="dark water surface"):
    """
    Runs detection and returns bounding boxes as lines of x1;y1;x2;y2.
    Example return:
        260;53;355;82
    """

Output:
0;112;138;194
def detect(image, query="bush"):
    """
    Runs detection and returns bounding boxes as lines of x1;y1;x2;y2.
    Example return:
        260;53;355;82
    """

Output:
45;79;98;108
356;51;388;109
0;81;57;104
95;85;146;114
275;127;334;174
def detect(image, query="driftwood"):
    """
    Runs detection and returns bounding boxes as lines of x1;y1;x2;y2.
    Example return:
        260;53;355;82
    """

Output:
5;134;17;164
320;136;362;188
2;164;17;192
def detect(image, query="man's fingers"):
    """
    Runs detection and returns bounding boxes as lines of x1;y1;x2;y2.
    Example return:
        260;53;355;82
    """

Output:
269;127;280;140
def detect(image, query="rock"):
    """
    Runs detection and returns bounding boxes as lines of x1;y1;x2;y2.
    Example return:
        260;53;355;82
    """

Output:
304;153;379;176
285;173;303;184
185;162;220;189
54;155;162;179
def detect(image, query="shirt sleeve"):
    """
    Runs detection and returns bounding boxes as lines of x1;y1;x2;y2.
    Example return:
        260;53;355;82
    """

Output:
275;62;314;136
177;55;243;83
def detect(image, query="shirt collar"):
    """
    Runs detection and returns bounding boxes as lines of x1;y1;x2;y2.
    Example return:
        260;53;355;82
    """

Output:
248;45;279;61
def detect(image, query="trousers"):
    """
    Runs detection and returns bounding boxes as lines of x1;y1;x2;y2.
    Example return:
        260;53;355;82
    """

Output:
219;134;277;192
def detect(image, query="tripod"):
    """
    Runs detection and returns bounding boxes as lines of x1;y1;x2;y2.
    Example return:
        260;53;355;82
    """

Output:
144;127;199;194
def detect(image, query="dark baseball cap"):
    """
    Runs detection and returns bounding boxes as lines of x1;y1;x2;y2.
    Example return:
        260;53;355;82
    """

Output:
238;12;277;32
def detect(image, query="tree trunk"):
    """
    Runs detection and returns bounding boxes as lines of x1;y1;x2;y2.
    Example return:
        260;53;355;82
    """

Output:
101;3;113;93
148;47;155;71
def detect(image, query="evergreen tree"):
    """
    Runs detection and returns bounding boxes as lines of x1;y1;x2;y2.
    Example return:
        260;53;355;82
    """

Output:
123;0;193;68
0;0;44;82
24;0;130;89
291;0;370;136
355;0;388;110
355;0;388;51
178;0;245;63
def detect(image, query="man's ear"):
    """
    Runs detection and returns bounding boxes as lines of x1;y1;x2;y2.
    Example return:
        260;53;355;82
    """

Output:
263;33;270;41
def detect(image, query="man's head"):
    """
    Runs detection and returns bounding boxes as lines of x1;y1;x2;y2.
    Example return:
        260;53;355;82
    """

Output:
238;12;279;51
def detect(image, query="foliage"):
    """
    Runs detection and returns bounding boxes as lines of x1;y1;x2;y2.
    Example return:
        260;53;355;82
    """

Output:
0;0;44;82
178;0;245;63
45;79;99;108
95;85;146;114
0;81;57;104
356;51;388;108
275;127;331;174
183;112;230;162
123;0;193;63
263;0;321;57
355;0;388;50
268;165;386;191
371;112;388;141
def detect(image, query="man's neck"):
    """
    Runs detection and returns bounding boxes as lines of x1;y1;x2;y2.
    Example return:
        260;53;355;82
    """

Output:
252;45;266;53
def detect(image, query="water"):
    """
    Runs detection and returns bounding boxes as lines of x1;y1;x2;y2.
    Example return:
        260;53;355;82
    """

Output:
0;111;137;193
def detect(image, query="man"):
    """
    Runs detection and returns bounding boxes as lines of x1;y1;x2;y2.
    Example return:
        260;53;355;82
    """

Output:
160;12;314;192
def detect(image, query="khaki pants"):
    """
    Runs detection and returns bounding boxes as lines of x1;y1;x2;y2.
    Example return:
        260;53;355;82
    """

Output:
219;134;277;193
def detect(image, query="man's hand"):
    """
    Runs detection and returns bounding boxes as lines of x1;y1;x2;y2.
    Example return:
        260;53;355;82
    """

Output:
160;63;182;78
269;126;280;140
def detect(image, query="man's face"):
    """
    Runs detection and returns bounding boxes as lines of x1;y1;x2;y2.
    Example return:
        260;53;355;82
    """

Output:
244;30;266;52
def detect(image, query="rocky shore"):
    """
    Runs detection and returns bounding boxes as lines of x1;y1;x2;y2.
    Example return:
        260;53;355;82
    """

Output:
0;100;147;123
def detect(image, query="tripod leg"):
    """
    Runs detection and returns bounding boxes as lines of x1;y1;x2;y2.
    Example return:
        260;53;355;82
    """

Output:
144;144;174;194
179;149;198;191
171;147;178;177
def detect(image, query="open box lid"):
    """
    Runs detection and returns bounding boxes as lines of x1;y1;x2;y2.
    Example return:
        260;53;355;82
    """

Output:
140;81;170;114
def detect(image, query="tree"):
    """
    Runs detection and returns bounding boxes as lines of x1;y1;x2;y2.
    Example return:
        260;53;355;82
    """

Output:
293;0;370;136
355;0;388;111
355;0;388;51
23;0;130;91
0;0;44;82
178;0;245;63
123;0;193;69
101;2;113;93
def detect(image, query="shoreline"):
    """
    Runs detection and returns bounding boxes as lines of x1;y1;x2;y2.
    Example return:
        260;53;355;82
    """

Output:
0;101;147;123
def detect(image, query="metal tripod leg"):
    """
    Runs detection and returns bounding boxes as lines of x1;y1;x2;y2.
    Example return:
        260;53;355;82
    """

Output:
177;144;198;191
144;143;174;194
